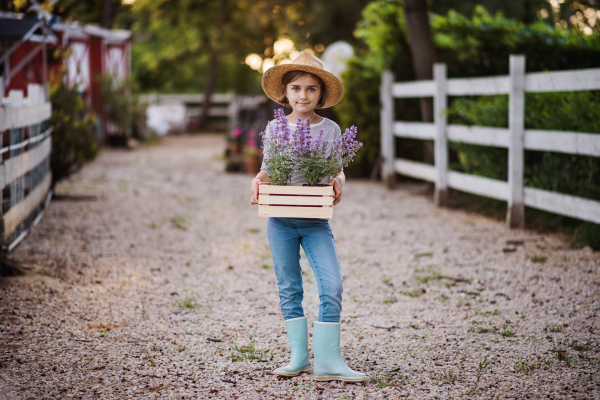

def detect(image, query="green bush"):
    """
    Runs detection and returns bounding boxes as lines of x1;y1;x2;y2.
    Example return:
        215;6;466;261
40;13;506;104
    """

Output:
337;57;381;177
49;73;100;188
448;91;600;201
448;92;600;249
338;4;600;247
97;74;147;140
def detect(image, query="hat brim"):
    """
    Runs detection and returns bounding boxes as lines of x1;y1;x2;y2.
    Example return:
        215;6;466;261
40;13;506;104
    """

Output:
261;64;345;109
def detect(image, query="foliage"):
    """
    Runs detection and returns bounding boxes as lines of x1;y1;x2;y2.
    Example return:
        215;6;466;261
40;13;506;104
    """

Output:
96;74;145;138
49;70;100;188
465;355;490;395
433;6;600;77
336;57;383;177
353;0;410;74
447;90;600;249
340;4;600;247
296;121;362;186
431;0;548;24
229;335;267;361
129;0;364;94
431;0;600;35
262;109;362;185
261;109;297;185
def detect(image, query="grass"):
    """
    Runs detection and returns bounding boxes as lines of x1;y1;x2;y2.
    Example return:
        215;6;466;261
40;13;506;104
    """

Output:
372;373;398;388
261;264;271;270
372;373;410;388
473;327;499;334
170;217;189;231
528;253;548;263
556;350;574;367
514;360;536;374
569;339;591;352
383;296;398;304
169;289;201;308
177;344;187;352
403;288;426;298
548;325;563;333
500;325;516;337
514;356;554;374
230;335;267;361
440;371;465;384
492;309;500;315
465;355;489;396
413;265;444;284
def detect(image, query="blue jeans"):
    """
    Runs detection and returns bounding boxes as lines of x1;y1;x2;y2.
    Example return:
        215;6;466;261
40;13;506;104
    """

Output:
267;217;343;323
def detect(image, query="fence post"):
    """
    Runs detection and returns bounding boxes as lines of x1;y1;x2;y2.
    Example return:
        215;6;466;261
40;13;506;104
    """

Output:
380;70;395;188
507;55;526;229
433;63;448;206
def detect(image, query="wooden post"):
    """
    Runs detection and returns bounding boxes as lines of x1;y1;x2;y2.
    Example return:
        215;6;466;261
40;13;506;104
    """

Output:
42;19;48;102
507;55;526;229
228;91;238;136
380;70;395;188
433;63;448;206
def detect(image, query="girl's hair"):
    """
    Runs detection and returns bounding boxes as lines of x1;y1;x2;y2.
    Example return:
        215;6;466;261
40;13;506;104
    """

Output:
279;70;326;108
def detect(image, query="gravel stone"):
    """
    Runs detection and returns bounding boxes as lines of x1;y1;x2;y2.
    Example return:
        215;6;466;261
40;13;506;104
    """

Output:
0;135;598;399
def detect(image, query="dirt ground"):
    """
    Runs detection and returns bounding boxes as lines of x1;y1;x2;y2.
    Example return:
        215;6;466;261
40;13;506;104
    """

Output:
1;135;599;399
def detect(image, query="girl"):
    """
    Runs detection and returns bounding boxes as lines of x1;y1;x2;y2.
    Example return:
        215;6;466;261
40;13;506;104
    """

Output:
250;51;367;382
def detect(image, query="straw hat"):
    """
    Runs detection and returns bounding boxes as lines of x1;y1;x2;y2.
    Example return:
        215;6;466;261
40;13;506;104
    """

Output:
261;51;345;109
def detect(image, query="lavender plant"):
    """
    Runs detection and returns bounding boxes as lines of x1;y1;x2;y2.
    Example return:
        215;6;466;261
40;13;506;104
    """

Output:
261;108;363;186
260;109;297;185
296;119;362;186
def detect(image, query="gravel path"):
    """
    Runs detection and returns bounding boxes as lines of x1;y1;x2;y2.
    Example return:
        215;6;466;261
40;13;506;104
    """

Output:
1;135;599;399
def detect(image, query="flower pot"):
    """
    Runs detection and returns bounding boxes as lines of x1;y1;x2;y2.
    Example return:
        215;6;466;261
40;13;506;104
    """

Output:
245;156;262;175
258;183;334;219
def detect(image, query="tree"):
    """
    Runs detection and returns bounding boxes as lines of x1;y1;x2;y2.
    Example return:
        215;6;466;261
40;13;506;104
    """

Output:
101;0;113;29
197;0;228;129
403;0;436;166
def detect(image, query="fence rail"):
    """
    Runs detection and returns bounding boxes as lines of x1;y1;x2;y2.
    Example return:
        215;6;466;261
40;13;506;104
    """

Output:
0;81;53;251
140;92;267;133
381;55;600;228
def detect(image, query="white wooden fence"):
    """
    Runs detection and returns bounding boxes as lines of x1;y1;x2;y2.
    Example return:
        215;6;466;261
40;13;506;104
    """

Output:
140;92;267;133
0;80;53;251
380;55;600;229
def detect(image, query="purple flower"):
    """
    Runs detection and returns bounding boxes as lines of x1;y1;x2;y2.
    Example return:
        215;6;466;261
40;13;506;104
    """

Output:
261;107;362;186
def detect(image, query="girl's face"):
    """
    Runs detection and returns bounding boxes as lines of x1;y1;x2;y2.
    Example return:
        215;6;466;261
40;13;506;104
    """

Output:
284;75;322;113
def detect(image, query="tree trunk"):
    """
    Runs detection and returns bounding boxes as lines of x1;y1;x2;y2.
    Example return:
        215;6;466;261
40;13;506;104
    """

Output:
102;0;113;29
198;0;228;130
403;0;436;163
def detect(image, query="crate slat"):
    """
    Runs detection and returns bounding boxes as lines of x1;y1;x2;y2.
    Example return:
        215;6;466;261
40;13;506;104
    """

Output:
259;194;334;206
258;205;333;219
259;184;333;196
257;184;335;218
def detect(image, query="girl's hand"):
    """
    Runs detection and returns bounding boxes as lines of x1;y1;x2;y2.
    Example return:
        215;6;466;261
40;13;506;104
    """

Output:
329;177;342;205
251;177;262;204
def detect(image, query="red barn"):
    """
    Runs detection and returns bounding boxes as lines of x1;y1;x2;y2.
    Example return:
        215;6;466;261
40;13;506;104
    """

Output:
1;11;132;142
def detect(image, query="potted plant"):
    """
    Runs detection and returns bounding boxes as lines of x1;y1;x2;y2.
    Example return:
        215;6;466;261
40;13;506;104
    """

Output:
229;127;242;155
257;109;362;218
244;129;262;175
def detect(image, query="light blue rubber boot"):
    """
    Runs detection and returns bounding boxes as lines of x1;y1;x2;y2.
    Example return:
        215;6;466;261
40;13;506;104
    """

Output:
275;316;312;377
312;322;368;382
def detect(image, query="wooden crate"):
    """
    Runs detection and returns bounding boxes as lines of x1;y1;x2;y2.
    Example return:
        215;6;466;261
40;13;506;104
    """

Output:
258;183;334;218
